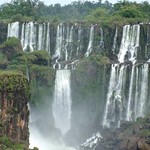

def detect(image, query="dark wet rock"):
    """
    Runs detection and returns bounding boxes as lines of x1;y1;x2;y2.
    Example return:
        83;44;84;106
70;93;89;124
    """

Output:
85;116;150;150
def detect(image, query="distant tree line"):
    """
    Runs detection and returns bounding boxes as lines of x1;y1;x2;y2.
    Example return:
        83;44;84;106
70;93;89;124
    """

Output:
0;0;150;24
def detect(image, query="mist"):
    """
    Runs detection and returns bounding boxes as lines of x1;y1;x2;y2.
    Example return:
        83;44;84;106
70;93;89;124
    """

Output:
29;103;76;150
29;123;75;150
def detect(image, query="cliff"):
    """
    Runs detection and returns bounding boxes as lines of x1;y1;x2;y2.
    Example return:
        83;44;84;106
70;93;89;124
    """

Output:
0;71;30;149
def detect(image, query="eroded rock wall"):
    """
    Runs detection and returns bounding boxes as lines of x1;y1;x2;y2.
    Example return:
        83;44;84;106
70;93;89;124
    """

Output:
0;71;30;149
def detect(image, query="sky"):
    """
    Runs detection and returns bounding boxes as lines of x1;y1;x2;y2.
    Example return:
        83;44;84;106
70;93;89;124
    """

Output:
0;0;148;6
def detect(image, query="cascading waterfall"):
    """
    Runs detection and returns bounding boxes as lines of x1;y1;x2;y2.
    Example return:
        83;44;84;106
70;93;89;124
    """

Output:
7;22;95;62
46;23;50;52
29;68;75;150
103;24;148;128
118;25;140;63
128;25;140;62
64;25;70;61
23;22;35;51
117;25;130;62
126;66;135;121
114;65;126;127
137;64;149;117
134;67;139;120
85;25;94;57
103;64;149;128
55;23;64;58
7;22;51;52
103;65;126;127
112;27;118;54
76;26;82;57
7;21;19;38
55;24;75;61
6;22;150;149
68;26;74;60
103;64;117;127
37;24;44;51
52;70;72;135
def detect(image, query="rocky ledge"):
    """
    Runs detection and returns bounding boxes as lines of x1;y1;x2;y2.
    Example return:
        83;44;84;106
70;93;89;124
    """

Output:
95;116;150;150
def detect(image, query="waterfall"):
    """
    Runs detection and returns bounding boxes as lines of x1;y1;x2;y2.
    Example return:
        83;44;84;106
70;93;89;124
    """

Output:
114;65;126;127
55;23;64;58
68;26;74;60
85;25;94;57
103;64;117;127
37;24;44;50
126;66;135;121
103;65;127;127
29;104;75;150
21;23;25;48
6;22;150;149
128;25;140;62
52;70;72;135
118;25;140;63
137;64;149;117
99;28;104;49
64;25;70;61
118;25;130;62
76;26;82;57
112;27;118;54
24;22;35;51
7;22;19;38
103;24;147;127
46;23;50;53
79;132;102;150
64;25;74;61
134;67;139;120
7;22;51;52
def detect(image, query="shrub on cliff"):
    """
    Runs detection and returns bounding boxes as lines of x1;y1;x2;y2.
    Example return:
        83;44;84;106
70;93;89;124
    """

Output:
0;52;8;69
0;37;23;61
74;54;110;89
27;50;51;66
29;64;55;105
77;54;110;70
0;71;30;100
0;136;27;150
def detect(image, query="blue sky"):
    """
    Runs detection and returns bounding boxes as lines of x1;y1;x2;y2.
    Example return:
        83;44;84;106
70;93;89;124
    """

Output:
0;0;147;6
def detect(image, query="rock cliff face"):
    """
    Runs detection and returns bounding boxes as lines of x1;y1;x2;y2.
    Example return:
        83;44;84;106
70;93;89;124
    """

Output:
93;116;150;150
0;22;7;45
0;71;30;149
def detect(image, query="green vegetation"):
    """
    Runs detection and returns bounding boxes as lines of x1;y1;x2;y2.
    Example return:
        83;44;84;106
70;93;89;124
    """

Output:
140;129;150;137
0;37;23;61
30;64;55;105
77;54;110;71
0;37;55;106
0;0;149;24
0;38;53;149
27;50;51;66
0;136;27;150
0;71;30;149
0;71;30;102
74;54;109;101
2;37;21;47
0;52;8;69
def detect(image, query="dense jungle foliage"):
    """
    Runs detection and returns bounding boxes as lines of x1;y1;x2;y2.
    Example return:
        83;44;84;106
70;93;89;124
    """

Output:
0;0;150;24
0;37;55;107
